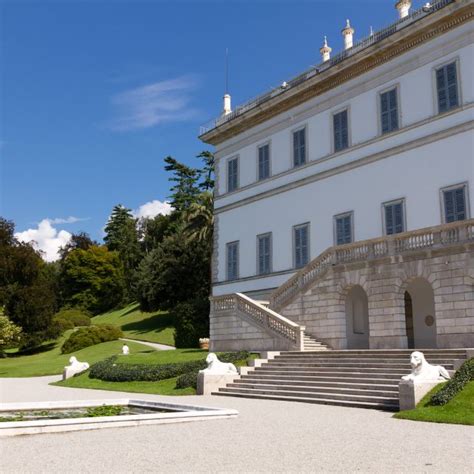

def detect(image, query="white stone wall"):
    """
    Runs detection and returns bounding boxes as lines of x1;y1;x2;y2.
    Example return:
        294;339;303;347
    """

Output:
212;22;474;296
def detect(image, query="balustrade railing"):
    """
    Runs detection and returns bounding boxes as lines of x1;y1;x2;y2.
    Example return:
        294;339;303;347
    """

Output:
210;292;305;350
270;219;474;311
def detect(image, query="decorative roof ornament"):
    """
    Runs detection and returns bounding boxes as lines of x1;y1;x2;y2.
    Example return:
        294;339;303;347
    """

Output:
341;19;355;50
320;36;332;62
395;0;412;19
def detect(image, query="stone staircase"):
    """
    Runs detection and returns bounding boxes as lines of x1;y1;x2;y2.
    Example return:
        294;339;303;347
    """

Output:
303;333;329;351
214;349;469;410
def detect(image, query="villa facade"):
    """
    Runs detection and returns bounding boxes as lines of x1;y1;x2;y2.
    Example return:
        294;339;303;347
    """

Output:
200;0;474;352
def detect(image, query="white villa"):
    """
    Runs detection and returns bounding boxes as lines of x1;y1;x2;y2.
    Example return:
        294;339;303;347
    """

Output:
200;0;474;353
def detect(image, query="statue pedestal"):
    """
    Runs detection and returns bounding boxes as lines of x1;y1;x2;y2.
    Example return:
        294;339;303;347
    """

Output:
196;372;239;395
62;365;88;380
398;380;443;411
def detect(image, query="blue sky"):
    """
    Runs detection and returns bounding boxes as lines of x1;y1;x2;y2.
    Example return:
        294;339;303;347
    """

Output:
1;0;418;258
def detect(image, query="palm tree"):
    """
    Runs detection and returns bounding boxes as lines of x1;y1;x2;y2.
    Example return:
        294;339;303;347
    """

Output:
184;191;214;244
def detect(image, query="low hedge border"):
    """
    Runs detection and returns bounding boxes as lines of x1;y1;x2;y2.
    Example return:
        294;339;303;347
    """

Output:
89;351;251;383
429;357;474;406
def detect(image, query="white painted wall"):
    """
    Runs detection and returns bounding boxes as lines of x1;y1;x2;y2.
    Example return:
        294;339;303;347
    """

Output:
211;21;474;296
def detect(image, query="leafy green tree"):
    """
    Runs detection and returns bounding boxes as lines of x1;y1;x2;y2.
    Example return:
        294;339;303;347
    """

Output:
59;232;97;260
197;151;215;192
104;205;142;299
164;156;200;215
0;314;22;355
184;191;214;245
139;214;172;254
60;245;125;314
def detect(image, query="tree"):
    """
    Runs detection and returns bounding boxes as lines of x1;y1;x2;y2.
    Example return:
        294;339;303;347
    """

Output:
139;214;172;254
197;151;215;192
184;191;214;245
0;315;22;355
104;205;142;299
164;156;200;214
59;232;97;260
60;245;125;315
0;217;57;349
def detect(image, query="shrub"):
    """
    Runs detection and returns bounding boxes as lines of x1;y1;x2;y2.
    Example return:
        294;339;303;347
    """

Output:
51;318;74;334
53;308;91;327
89;351;251;383
173;299;210;349
175;371;198;389
61;324;123;354
430;358;474;406
0;315;22;354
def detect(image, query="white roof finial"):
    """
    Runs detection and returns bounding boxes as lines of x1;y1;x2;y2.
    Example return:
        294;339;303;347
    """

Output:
320;36;332;62
342;19;355;50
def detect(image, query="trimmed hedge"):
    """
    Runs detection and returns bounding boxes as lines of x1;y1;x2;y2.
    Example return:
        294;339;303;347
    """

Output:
53;308;91;327
430;358;474;406
61;324;123;354
89;351;251;383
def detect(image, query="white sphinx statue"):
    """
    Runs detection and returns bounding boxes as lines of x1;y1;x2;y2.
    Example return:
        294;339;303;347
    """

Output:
199;353;238;375
122;344;130;355
63;356;90;380
401;351;451;382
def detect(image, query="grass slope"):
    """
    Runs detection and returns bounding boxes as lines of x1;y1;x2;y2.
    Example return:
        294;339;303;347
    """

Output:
0;333;151;378
93;303;175;346
394;381;474;425
54;372;195;396
116;348;207;365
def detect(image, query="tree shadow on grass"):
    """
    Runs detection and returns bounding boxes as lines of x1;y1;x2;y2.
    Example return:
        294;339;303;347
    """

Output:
7;342;57;357
121;313;174;336
118;303;141;318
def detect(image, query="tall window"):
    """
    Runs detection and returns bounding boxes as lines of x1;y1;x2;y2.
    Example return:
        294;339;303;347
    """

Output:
380;88;399;134
294;224;309;269
384;200;405;235
227;157;239;192
436;62;459;114
335;213;353;245
442;185;467;223
258;144;270;181
257;233;272;275
293;128;306;167
333;110;349;152
226;241;239;280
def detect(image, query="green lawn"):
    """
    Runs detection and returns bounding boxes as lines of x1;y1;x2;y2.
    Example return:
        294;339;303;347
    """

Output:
0;334;152;378
53;372;196;396
92;303;175;346
394;381;474;425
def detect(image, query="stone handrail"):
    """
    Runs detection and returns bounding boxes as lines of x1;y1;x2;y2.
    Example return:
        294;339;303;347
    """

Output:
270;219;474;312
210;292;305;350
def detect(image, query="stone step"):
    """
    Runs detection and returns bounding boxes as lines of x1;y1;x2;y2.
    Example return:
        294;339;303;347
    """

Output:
284;349;468;355
254;369;406;379
213;391;399;410
240;377;399;389
226;382;398;397
257;366;409;374
240;374;402;384
265;362;454;369
272;357;458;365
217;386;399;405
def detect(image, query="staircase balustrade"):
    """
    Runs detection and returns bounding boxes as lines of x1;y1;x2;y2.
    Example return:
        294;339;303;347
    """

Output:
270;219;474;311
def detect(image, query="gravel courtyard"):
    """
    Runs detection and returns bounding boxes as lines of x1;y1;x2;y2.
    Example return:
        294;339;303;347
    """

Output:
0;376;472;473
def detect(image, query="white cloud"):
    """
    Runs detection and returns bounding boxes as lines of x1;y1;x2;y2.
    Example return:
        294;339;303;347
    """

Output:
47;216;88;225
15;219;72;262
107;75;199;131
133;200;173;219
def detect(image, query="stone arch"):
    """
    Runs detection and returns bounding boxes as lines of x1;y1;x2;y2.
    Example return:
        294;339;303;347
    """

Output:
343;284;370;349
399;276;437;349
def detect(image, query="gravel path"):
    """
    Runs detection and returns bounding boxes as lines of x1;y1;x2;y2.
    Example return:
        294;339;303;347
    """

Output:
0;377;472;473
120;338;175;351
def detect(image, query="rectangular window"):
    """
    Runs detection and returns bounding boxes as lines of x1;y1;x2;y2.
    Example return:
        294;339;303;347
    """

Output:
294;224;309;269
226;241;239;280
443;186;467;223
380;88;399;134
257;233;272;275
333;110;349;152
293;128;306;167
436;62;459;114
227;157;239;192
384;200;405;235
335;213;353;245
258;144;270;181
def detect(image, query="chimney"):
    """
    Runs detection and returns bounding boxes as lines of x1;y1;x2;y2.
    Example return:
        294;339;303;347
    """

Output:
395;0;412;19
320;36;332;62
222;93;232;116
341;19;355;50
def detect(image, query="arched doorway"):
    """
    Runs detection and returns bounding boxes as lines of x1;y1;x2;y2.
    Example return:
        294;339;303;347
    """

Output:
345;286;369;349
404;278;437;348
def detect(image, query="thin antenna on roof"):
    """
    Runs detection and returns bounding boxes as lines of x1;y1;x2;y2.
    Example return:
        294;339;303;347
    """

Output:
225;47;229;94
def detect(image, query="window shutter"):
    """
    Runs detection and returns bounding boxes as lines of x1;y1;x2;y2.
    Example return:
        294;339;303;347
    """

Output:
444;190;455;223
454;188;466;220
437;63;458;113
